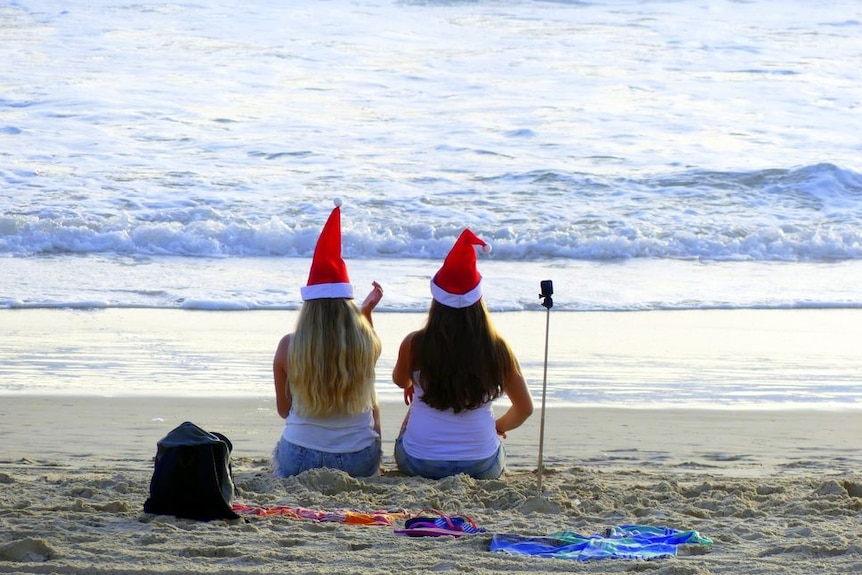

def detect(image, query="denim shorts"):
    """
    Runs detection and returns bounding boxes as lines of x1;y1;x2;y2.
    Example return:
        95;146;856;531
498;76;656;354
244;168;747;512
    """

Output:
274;438;381;478
394;436;506;480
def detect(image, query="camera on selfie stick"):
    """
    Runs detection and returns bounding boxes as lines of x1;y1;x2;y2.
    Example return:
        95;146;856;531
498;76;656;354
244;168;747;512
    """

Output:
536;280;553;493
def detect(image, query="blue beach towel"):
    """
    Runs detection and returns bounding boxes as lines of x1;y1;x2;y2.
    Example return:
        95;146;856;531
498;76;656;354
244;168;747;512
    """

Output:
490;524;713;561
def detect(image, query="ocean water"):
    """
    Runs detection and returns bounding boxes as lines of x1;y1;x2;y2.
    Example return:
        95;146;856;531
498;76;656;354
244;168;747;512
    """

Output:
2;0;862;406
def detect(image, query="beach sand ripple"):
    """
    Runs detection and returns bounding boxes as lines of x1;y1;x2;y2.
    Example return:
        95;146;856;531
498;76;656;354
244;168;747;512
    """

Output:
2;454;862;574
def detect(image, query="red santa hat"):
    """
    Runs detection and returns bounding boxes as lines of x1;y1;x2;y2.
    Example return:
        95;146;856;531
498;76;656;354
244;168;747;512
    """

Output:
300;198;354;301
430;229;492;308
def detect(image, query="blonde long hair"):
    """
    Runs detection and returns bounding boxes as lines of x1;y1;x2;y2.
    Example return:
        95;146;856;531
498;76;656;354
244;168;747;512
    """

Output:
288;298;381;418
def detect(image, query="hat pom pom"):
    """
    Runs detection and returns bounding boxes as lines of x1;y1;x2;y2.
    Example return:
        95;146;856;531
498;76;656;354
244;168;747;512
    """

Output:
481;243;492;254
333;197;343;208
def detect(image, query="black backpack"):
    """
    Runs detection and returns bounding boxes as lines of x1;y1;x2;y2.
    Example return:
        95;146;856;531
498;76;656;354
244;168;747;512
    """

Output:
143;421;240;521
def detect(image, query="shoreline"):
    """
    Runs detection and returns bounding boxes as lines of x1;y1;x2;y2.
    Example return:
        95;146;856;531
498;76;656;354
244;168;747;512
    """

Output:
3;395;861;478
3;307;862;408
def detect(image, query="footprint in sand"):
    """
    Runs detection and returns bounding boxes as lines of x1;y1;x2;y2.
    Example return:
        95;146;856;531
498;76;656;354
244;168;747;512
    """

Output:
0;538;55;562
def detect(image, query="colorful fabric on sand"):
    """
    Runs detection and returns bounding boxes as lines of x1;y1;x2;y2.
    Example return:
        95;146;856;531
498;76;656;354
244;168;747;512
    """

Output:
395;514;486;537
490;524;713;561
231;503;410;526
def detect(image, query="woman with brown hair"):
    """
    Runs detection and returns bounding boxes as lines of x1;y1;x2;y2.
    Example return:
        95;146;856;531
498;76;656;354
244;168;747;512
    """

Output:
392;230;533;479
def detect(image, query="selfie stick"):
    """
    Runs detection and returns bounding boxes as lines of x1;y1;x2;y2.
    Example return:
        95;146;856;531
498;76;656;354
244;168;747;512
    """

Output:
536;280;553;493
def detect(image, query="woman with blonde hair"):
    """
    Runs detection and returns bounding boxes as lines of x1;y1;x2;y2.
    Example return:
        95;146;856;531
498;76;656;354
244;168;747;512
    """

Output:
392;229;533;479
273;200;383;477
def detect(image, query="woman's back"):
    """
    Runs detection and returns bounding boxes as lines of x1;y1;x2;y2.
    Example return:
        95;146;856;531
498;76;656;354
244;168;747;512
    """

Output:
401;374;499;460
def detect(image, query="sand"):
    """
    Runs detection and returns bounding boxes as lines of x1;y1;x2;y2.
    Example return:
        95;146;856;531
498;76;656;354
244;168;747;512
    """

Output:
2;308;862;573
2;396;862;574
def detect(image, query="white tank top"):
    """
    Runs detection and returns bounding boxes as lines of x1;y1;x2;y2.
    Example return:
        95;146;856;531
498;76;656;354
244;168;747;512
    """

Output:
401;373;500;461
281;406;378;453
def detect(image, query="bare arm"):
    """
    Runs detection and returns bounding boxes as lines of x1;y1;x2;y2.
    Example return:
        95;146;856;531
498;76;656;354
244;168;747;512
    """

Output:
360;281;383;326
392;331;417;405
371;395;381;437
494;361;534;438
273;334;293;419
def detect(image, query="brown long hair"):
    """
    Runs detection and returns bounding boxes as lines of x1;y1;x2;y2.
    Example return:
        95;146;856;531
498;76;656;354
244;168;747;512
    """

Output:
413;299;517;413
288;298;381;417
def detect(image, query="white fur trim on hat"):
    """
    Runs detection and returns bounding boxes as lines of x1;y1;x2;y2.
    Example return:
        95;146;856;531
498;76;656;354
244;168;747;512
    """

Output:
430;277;483;308
301;282;354;301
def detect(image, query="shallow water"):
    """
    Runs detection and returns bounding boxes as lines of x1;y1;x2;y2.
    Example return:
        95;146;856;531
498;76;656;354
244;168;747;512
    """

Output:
3;308;860;410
